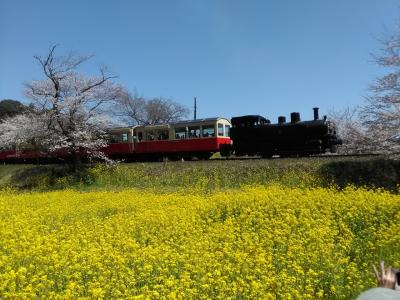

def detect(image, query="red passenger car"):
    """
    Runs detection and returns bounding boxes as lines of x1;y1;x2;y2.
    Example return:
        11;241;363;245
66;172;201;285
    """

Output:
105;117;232;161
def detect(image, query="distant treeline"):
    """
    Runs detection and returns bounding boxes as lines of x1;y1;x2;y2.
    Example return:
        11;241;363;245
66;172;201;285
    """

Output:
0;99;28;120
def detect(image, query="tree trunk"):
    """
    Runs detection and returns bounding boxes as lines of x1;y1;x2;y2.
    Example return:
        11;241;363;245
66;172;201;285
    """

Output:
69;150;82;172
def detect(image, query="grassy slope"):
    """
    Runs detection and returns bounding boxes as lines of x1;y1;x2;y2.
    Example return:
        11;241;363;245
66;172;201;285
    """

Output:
0;164;33;187
0;155;398;192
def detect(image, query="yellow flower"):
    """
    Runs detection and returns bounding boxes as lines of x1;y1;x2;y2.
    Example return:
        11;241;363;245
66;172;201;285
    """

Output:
0;185;398;298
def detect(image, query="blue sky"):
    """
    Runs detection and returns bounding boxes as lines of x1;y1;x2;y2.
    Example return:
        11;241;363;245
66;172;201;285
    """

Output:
0;0;399;121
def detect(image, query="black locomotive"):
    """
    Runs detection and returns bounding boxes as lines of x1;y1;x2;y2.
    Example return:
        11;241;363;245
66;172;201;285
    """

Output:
220;108;342;158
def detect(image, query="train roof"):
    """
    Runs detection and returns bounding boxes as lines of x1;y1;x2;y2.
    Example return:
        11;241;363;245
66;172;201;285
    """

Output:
171;117;230;126
232;115;265;119
231;115;269;123
130;117;231;130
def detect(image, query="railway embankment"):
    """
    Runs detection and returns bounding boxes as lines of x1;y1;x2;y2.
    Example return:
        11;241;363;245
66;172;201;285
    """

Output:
0;156;398;193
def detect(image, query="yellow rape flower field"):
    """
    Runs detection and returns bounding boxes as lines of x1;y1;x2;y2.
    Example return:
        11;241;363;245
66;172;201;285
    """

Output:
0;185;399;299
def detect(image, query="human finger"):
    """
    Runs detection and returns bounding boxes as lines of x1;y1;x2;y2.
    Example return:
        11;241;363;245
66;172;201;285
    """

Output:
381;261;385;276
386;266;393;277
373;265;380;280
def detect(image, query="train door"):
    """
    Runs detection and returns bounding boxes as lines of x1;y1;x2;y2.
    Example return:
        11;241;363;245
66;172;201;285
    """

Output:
132;127;144;153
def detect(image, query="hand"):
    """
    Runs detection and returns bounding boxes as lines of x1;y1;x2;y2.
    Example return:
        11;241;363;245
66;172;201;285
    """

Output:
373;261;396;290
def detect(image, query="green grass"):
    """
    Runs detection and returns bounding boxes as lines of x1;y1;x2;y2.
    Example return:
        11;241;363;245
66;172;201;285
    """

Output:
0;164;34;187
0;155;398;193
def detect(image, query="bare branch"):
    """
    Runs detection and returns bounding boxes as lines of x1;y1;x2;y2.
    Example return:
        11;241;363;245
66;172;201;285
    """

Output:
20;45;120;164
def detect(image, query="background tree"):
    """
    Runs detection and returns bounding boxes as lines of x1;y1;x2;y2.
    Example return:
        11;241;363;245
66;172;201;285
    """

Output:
329;27;400;156
0;45;121;167
0;99;28;120
360;29;400;154
114;90;189;125
327;106;386;154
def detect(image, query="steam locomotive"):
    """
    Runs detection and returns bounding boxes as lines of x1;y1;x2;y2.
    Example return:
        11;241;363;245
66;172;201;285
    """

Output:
220;108;342;158
0;108;341;162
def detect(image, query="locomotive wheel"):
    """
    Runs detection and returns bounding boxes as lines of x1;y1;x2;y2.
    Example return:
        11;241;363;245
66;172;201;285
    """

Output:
219;144;232;158
235;151;245;157
167;155;180;161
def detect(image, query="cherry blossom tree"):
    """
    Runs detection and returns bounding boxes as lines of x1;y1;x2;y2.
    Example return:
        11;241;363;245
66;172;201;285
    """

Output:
0;112;50;151
330;27;400;156
328;107;367;154
0;45;121;167
361;29;400;155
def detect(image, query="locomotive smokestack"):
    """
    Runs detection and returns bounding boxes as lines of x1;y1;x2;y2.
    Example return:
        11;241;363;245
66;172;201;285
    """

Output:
290;112;300;123
278;116;286;124
313;107;319;120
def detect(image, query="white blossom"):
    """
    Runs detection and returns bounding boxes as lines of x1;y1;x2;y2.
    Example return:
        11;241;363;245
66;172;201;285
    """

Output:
0;45;122;165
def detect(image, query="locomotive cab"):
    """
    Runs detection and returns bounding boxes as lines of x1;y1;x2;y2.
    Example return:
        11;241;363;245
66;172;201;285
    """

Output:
230;115;272;157
231;115;270;128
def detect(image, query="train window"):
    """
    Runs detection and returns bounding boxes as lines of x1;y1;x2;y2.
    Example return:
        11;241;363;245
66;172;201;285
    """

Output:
202;125;215;137
156;130;169;140
138;132;143;141
188;126;200;138
109;134;118;143
175;127;186;139
146;130;156;141
109;133;129;143
218;124;224;136
224;125;230;137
